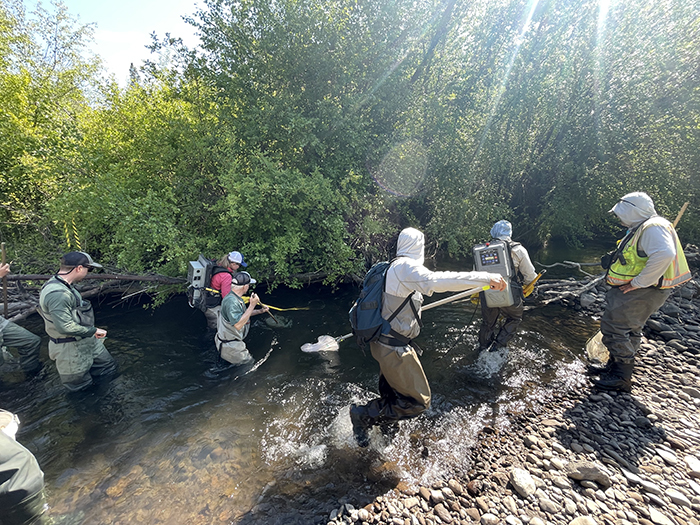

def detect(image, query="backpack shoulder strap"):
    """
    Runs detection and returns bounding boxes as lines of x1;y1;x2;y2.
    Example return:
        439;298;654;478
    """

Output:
383;257;422;327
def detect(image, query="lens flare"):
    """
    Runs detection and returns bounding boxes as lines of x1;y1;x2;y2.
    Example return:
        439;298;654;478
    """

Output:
372;139;428;197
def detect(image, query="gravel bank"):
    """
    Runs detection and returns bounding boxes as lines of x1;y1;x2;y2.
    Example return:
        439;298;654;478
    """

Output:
326;274;700;525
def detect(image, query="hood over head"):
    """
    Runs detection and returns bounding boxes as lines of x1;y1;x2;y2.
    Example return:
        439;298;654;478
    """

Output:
396;227;425;265
610;192;657;227
490;220;512;241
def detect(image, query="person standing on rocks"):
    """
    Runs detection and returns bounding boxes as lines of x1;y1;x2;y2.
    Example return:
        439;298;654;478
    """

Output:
37;251;117;391
594;192;691;392
350;228;506;447
477;220;538;352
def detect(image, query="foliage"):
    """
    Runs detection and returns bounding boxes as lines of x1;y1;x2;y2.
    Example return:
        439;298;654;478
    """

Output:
214;154;360;286
1;0;698;290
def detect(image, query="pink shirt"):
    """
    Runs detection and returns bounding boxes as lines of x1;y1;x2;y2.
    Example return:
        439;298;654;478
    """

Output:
210;271;233;298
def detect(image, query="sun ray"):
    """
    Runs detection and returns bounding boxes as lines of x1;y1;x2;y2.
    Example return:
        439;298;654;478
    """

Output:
472;0;541;169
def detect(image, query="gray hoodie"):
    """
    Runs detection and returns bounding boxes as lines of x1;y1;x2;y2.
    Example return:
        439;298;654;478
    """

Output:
610;192;677;288
382;228;498;340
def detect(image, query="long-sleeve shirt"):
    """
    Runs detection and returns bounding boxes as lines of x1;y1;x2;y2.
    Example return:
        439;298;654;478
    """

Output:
39;277;97;338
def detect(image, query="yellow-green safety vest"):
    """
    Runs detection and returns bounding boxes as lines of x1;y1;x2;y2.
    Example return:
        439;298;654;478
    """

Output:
607;218;691;289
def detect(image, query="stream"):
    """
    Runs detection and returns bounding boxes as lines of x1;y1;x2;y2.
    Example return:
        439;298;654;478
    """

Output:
0;243;608;525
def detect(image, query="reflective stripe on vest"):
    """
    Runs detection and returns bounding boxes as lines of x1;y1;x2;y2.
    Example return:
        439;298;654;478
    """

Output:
606;219;691;289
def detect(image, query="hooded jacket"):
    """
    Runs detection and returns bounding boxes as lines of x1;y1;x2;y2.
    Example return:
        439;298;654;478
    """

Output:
489;220;538;285
608;192;689;289
382;228;495;340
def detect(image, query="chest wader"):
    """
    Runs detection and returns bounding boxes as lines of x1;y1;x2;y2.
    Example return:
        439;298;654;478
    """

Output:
38;278;115;391
349;292;429;447
0;433;49;525
215;298;253;365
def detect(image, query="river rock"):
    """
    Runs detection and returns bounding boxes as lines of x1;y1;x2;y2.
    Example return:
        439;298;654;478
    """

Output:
655;448;678;466
510;468;536;498
447;479;464;496
658;330;681;341
681;386;700;399
538;497;560;514
481;513;499;525
580;294;597;308
434;503;452;523
505;516;522;525
465;508;481;521
665;487;691;507
685;455;700;478
430;489;446;504
419;487;431;501
647;319;672;332
404;497;419;509
689;480;700;496
565;461;612;488
503;495;518;515
524;435;541;448
661;303;682;315
647;506;675;525
569;518;598;525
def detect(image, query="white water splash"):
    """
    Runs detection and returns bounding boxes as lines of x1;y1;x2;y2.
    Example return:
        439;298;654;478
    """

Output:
470;346;510;377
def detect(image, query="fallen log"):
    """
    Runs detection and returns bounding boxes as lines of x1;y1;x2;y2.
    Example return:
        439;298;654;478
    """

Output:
4;279;161;323
5;273;186;284
2;272;186;323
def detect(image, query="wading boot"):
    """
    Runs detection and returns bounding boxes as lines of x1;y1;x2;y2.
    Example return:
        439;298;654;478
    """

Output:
592;360;634;393
349;405;373;448
586;356;614;377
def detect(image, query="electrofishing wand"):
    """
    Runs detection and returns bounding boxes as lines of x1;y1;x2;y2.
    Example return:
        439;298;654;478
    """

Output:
301;285;490;352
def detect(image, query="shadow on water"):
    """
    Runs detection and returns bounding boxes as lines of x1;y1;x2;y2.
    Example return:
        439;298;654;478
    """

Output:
0;280;598;524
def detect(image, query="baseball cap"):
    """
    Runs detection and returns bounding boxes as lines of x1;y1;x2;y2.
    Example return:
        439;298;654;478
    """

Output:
61;251;103;268
232;271;256;286
228;251;248;267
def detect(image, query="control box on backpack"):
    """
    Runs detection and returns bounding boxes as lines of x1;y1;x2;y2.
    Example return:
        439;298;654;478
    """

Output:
187;254;219;312
473;240;517;308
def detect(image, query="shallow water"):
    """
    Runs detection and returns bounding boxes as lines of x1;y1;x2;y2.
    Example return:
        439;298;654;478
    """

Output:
0;279;597;524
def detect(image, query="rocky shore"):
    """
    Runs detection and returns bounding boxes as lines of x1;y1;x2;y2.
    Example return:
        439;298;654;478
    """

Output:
325;272;700;525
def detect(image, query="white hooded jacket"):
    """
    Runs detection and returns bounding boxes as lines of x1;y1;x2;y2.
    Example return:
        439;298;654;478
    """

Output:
382;228;496;340
610;192;677;289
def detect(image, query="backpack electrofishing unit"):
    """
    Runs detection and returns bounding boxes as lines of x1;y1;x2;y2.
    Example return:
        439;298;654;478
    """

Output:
472;240;521;308
349;260;421;351
187;255;230;312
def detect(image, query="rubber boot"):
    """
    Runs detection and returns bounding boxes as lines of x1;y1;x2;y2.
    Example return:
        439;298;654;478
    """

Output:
593;360;634;393
349;405;375;448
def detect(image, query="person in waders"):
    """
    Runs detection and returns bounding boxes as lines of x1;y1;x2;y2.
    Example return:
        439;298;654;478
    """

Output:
477;220;537;352
37;252;117;391
204;251;248;329
349;228;506;447
215;271;269;365
593;192;691;393
1;263;43;377
0;409;50;525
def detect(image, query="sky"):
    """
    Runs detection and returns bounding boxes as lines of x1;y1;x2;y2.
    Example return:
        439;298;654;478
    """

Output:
27;0;203;85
